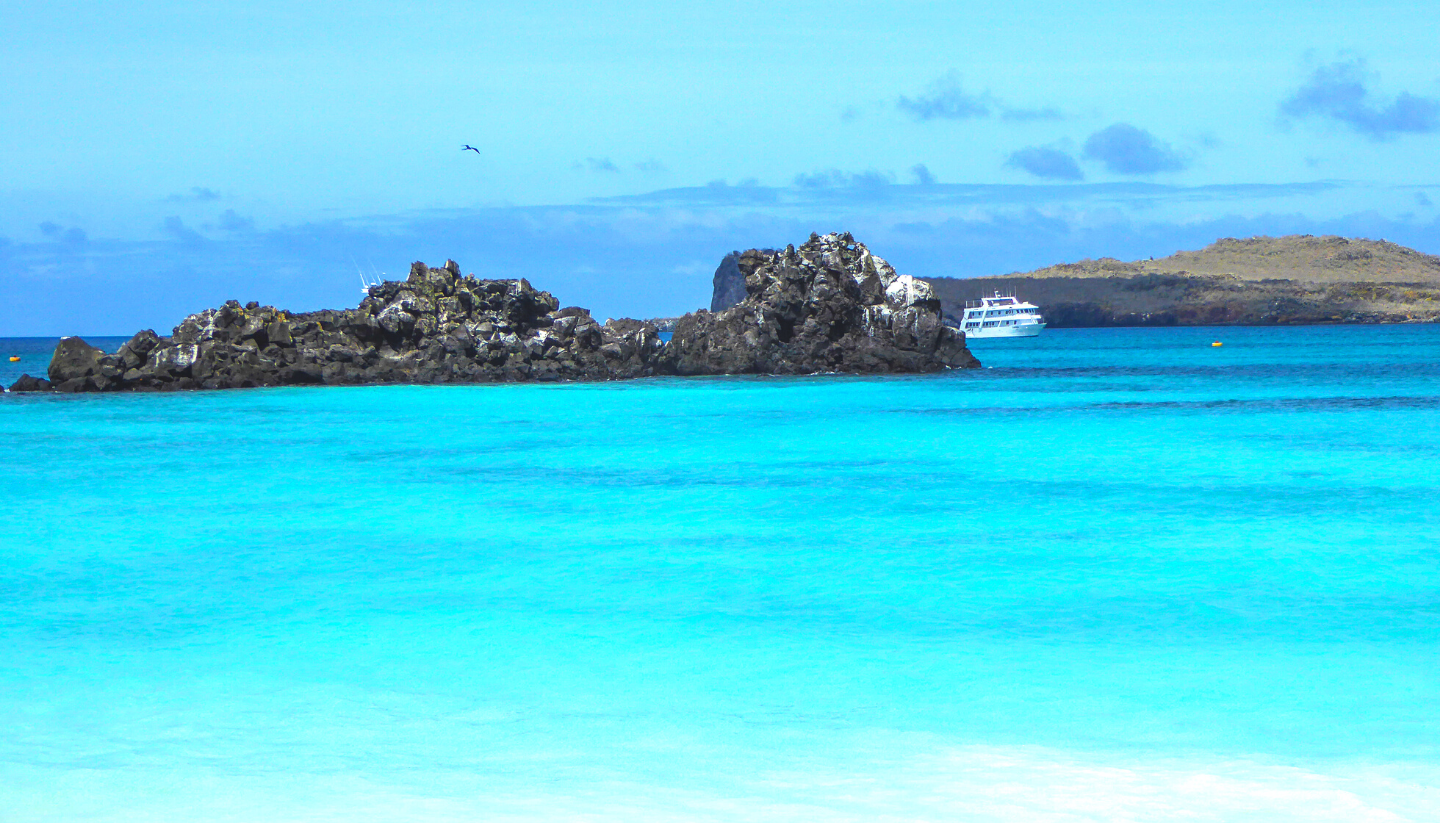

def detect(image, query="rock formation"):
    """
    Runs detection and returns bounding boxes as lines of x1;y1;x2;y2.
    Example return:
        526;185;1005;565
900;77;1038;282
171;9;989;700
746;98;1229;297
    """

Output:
11;236;979;394
33;260;664;392
665;232;978;375
710;251;749;312
7;374;51;392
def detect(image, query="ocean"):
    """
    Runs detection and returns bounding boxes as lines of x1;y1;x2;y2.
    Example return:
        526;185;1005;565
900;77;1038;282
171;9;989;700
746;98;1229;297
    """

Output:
3;325;1439;821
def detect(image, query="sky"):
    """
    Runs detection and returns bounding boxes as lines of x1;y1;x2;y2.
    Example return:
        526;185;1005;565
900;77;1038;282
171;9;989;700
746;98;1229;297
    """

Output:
4;0;1440;335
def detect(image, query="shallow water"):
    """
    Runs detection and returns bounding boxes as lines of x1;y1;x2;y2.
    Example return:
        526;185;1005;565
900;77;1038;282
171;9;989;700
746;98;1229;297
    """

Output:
3;326;1440;821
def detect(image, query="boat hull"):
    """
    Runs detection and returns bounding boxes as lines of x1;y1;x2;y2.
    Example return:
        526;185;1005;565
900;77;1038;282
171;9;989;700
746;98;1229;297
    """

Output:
964;323;1046;339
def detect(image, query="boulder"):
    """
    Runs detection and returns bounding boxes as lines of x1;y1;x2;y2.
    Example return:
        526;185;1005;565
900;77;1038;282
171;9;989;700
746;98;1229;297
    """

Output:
48;337;106;389
8;374;52;392
117;330;161;369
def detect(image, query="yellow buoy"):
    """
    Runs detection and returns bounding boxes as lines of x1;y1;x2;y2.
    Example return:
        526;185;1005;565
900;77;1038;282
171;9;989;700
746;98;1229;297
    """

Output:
8;356;18;362
1211;341;1223;347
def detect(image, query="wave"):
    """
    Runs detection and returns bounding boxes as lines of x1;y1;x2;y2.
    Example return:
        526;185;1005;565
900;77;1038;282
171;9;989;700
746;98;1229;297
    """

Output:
4;743;1433;822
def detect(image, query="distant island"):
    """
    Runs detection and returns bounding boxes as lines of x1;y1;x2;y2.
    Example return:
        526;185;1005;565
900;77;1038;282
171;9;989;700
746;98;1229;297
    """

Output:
928;235;1440;326
9;233;977;393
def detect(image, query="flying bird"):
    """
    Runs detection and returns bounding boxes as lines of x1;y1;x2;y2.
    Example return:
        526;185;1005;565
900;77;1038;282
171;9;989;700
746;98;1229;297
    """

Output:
462;145;480;154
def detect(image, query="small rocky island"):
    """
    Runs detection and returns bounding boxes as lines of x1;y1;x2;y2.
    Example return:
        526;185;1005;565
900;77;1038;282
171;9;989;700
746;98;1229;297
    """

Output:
9;232;978;393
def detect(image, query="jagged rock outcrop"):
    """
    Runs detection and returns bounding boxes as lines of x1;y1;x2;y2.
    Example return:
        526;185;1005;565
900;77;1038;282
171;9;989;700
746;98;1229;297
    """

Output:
34;260;664;392
711;251;749;312
665;232;979;375
712;248;780;312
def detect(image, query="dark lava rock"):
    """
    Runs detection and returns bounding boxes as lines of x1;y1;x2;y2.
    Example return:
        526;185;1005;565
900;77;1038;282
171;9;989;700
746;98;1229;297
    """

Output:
711;251;747;312
36;237;976;393
48;337;109;392
8;374;52;392
666;232;979;375
42;261;666;392
117;329;161;369
711;247;779;312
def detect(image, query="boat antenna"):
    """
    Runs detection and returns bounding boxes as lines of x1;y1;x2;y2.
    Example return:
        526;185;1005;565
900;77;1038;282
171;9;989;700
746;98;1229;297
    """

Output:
351;254;377;292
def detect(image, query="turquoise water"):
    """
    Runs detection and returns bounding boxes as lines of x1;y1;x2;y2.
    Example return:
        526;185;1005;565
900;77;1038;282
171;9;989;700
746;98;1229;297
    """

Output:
3;326;1440;821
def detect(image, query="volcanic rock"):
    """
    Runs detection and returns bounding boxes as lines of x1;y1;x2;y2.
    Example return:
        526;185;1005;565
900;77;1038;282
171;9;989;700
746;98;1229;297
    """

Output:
48;337;108;392
33;236;978;393
8;374;53;392
43;261;665;392
711;250;751;312
666;232;978;375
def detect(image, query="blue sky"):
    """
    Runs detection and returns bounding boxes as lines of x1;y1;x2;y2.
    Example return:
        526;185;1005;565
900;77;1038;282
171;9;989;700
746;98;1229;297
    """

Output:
4;0;1440;334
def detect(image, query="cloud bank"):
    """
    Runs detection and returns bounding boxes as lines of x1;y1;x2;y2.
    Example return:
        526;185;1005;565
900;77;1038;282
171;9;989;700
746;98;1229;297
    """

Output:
792;169;895;189
1280;59;1440;139
898;72;990;120
1082;124;1188;175
1006;147;1084;181
580;157;621;173
165;187;221;203
897;71;1061;123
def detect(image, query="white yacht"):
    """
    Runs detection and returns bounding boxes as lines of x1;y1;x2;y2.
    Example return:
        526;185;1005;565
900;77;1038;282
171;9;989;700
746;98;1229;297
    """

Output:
959;292;1046;338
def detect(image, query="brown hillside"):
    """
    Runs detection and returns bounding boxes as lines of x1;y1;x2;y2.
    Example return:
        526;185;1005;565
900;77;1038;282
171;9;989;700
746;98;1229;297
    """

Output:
927;235;1440;327
1024;235;1440;284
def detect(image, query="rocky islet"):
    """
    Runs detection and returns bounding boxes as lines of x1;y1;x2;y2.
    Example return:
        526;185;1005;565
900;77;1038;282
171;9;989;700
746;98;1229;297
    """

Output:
10;233;979;393
666;236;977;375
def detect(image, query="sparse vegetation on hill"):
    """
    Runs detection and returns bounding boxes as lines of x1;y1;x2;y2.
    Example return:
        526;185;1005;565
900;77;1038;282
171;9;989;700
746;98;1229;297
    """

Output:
928;235;1440;327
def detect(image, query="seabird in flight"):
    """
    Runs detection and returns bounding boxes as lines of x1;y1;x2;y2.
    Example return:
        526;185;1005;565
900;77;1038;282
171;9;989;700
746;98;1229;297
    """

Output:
462;145;480;154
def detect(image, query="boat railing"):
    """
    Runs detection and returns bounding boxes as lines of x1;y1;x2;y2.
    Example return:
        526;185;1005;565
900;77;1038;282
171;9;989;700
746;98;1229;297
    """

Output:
964;301;1036;310
964;289;1019;308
